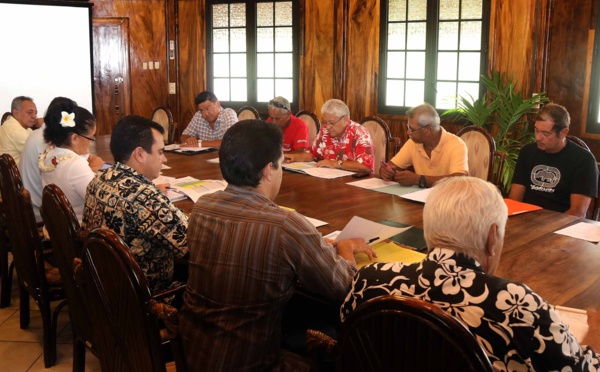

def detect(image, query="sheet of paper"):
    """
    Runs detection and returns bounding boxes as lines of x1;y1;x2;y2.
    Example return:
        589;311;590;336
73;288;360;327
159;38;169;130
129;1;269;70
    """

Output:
171;177;227;202
554;222;600;243
335;216;409;244
555;306;589;342
207;157;220;164
152;176;186;201
355;241;426;268
304;216;328;228
371;184;422;196
400;188;432;203
283;161;354;179
161;164;171;170
164;144;215;154
347;178;398;189
302;167;354;179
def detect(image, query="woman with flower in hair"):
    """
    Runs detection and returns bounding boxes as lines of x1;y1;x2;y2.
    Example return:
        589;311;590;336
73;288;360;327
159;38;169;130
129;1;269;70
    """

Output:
40;98;104;221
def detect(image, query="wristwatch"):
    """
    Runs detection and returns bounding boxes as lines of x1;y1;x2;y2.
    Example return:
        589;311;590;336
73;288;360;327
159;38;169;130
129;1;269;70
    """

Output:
418;175;426;188
337;159;343;169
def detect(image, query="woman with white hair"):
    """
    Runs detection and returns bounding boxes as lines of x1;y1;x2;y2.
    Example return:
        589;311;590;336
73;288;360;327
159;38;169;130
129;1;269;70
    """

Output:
342;177;600;370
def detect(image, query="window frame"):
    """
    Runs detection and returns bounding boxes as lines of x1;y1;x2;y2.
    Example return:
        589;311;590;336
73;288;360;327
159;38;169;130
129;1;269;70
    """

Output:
377;0;491;115
206;0;301;113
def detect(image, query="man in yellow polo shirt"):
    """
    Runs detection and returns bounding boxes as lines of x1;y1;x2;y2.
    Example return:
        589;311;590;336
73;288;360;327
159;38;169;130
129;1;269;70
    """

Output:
380;103;468;188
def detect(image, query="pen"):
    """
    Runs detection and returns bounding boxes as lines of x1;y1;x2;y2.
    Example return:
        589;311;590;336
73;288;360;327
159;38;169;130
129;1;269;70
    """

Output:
367;237;379;244
381;160;394;172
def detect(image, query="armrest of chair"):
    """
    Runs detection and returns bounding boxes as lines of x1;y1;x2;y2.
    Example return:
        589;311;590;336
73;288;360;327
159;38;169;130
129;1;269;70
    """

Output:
387;137;403;161
152;284;185;302
306;329;337;354
149;299;179;340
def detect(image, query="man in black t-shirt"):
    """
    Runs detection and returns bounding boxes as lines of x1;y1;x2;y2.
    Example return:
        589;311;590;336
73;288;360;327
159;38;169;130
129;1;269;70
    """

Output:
509;103;598;217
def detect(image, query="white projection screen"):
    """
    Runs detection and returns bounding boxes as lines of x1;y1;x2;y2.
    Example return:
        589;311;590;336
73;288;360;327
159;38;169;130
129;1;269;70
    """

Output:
0;0;94;116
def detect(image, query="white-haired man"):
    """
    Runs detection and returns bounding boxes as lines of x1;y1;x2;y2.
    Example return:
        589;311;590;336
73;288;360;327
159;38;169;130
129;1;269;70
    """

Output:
380;103;468;188
342;177;599;370
284;99;374;173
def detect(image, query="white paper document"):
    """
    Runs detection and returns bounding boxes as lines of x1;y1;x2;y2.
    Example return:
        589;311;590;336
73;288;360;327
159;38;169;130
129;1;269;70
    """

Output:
171;176;227;202
554;222;600;243
152;176;186;202
334;216;409;245
207;157;220;164
283;162;354;179
555;306;589;342
400;188;432;203
164;143;216;154
347;178;397;189
305;216;328;228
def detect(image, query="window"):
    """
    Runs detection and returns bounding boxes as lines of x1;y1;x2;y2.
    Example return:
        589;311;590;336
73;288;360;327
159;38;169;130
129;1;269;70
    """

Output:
379;0;490;113
207;0;299;111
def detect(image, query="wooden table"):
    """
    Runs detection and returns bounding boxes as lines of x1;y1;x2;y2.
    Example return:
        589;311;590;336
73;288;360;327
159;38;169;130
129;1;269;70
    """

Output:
90;135;600;310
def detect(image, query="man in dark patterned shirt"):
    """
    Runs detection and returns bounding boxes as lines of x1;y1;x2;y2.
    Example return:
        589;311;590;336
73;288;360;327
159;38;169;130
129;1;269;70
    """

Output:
82;115;188;295
342;177;600;371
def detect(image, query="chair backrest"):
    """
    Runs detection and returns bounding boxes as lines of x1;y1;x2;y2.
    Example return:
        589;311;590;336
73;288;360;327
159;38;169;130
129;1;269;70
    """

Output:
237;106;261;121
78;228;169;372
296;110;321;147
338;295;493;372
360;116;392;174
151;106;176;144
41;184;95;349
457;126;496;182
1;112;11;125
566;135;597;219
0;154;43;292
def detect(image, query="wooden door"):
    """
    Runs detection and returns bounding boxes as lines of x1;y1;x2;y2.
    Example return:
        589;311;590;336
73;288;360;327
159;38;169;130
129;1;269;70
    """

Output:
92;18;131;135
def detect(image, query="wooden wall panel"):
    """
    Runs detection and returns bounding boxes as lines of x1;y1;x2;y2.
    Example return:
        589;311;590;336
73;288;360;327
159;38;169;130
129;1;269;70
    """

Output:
92;0;169;119
488;0;539;96
177;0;206;130
344;0;379;121
545;0;593;141
300;0;337;115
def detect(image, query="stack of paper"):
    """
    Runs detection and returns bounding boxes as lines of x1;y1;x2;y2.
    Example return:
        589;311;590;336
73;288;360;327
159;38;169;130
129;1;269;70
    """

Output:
164;143;216;155
171;176;227;202
283;162;354;179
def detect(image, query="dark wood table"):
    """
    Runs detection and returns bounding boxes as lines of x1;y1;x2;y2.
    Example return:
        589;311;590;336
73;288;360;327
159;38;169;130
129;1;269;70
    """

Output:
91;135;600;340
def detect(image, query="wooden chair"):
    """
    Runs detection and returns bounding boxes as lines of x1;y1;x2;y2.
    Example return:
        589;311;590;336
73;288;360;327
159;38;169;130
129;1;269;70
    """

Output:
296;110;321;147
457;126;496;182
307;295;493;371
0;195;15;308
237;106;261;121
151;106;178;145
0;154;66;368
41;184;97;371
360;116;400;174
1;112;11;125
566;135;599;219
76;228;187;372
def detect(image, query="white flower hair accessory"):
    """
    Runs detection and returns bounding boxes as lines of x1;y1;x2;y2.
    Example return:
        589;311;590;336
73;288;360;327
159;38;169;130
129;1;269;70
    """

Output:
60;111;76;127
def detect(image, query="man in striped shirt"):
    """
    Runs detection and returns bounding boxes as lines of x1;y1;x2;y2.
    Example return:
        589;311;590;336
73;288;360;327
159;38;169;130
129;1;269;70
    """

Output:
180;119;375;371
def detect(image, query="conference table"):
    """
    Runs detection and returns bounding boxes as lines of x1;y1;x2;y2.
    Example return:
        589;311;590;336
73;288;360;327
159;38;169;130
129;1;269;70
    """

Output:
90;135;600;338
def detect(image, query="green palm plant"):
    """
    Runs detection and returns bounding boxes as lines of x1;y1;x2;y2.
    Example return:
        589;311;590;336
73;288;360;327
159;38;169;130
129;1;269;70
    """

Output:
443;71;549;192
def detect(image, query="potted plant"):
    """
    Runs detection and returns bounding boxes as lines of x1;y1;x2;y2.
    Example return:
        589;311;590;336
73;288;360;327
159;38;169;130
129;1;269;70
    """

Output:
443;71;549;192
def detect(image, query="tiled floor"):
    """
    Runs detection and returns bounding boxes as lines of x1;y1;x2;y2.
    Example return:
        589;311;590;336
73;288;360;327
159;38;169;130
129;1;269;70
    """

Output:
0;266;101;371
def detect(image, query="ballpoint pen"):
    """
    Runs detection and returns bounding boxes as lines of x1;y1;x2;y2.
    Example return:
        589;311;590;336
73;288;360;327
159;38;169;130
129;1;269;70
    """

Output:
381;160;395;173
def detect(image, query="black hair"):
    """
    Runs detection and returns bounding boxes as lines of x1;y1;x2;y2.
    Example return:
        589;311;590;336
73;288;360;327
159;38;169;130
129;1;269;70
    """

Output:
219;120;283;187
43;97;95;147
194;91;218;106
110;115;164;163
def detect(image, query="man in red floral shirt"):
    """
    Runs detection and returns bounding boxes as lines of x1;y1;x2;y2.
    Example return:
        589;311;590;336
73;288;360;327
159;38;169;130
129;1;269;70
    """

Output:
285;99;374;173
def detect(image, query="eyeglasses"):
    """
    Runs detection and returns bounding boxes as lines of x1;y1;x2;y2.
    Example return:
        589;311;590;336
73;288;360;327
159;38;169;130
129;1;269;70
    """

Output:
198;103;216;114
78;133;95;142
268;100;289;111
323;115;346;127
406;124;429;133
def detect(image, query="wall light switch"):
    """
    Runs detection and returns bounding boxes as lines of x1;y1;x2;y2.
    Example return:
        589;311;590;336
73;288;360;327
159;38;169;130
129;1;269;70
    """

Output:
148;62;154;70
142;62;147;70
154;61;160;69
169;82;176;94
